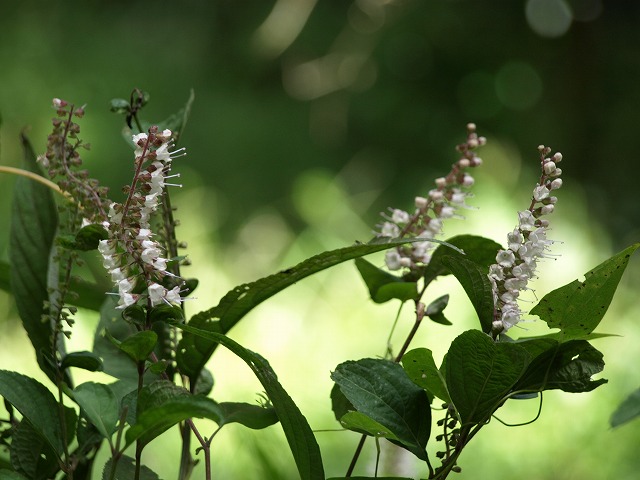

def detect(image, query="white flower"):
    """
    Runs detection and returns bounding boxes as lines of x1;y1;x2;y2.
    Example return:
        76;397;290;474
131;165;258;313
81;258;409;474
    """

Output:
507;229;523;251
385;250;402;270
165;286;182;304
148;283;166;306
496;249;516;267
391;209;410;224
517;210;536;231
381;222;400;237
533;185;550;202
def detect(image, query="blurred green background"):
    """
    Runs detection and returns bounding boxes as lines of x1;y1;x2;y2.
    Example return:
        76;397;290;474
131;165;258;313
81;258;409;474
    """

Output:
1;0;640;478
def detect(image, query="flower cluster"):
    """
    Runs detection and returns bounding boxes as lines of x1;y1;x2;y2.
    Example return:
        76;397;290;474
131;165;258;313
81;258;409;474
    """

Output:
489;145;563;336
98;126;186;309
376;123;484;272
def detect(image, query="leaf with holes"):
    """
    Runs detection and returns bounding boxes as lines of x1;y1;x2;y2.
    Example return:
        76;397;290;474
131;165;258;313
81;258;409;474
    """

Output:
402;348;451;404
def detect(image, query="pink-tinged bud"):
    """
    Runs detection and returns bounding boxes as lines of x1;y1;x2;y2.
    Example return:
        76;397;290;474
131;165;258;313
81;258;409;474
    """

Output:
458;158;470;168
435;177;446;188
468;138;478;148
553;152;563;162
550;178;563;190
543;161;556;175
462;174;474;187
467;122;476;131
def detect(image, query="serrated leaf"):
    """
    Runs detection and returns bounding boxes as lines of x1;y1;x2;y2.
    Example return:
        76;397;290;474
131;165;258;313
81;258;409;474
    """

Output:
424;235;502;285
173;322;324;480
611;388;640;428
177;237;450;380
355;257;417;303
530;244;640;340
402;348;451;403
118;331;157;363
331;358;431;460
446;330;529;426
102;455;162;480
9;134;59;382
61;351;103;372
73;382;119;438
514;339;607;393
218;402;279;429
0;370;67;455
439;256;494;333
10;420;59;480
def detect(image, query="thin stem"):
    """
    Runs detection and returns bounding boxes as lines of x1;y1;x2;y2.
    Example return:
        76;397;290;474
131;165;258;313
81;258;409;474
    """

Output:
187;419;212;480
0;166;64;194
345;434;367;477
384;302;405;359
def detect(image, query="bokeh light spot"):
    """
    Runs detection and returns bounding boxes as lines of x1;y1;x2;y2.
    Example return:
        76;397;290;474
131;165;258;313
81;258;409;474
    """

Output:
525;0;573;38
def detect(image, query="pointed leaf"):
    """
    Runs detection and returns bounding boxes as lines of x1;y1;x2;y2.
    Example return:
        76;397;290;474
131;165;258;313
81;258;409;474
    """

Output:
218;402;279;430
9;134;58;382
402;348;451;403
338;411;401;441
611;388;640;428
439;256;494;333
177;237;450;380
118;331;157;363
73;382;119;438
446;330;530;426
61;351;103;372
174;322;324;480
425;294;452;325
355;257;417;303
514;339;607;393
331;358;431;460
530;244;640;340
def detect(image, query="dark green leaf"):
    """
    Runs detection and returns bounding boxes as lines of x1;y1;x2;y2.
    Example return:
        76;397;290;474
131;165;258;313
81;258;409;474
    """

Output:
0;470;30;479
218;402;279;429
177;236;450;380
530;244;640;340
330;383;355;422
10;420;59;480
355;257;417;303
0;370;67;455
102;455;162;480
69;224;109;251
424;235;502;284
446;330;529;426
611;388;640;428
9;134;59;382
0;260;11;293
193;368;214;396
61;351;103;372
439;256;495;333
125;393;222;449
425;294;452;325
118;331;157;363
514;340;607;393
174;322;324;480
331;358;431;460
402;348;451;403
149;304;184;324
73;382;119;438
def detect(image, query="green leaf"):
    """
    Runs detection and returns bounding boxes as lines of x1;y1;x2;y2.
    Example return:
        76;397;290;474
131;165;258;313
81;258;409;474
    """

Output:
530;243;640;340
0;370;67;455
153;88;195;142
514;339;607;393
9;134;59;382
149;304;184;323
177;236;449;380
331;358;431;460
0;470;30;480
102;455;162;480
109;98;131;115
73;382;119;438
439;256;495;333
61;351;103;372
70;224;109;251
330;383;355;422
10;420;59;480
327;478;414;480
402;348;451;404
354;257;417;303
425;294;452;325
338;411;401;441
125;392;222;449
173;322;324;480
611;388;640;428
0;259;10;293
424;235;502;284
118;331;158;363
446;330;529;426
218;402;279;429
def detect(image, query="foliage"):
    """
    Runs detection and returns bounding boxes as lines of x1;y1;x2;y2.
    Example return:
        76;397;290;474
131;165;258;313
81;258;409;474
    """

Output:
0;93;636;480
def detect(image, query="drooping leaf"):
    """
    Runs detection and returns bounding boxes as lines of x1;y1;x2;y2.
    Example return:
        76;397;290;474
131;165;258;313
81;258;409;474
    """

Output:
354;257;417;303
174;322;324;480
446;330;529;426
61;351;103;372
10;420;59;480
9;134;59;382
177;237;450;380
73;382;119;439
102;455;162;480
402;348;451;404
424;235;502;285
530;243;640;340
338;411;401;441
439;256;495;333
218;402;279;430
0;370;68;455
611;387;640;428
514;339;607;393
331;358;431;460
425;294;452;325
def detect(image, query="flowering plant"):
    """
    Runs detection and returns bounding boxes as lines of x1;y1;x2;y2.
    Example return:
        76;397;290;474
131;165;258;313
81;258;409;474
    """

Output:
0;94;637;480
